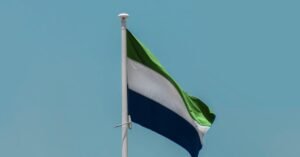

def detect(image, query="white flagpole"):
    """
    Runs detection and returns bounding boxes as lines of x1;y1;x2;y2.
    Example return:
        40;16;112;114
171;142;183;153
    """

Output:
119;12;129;157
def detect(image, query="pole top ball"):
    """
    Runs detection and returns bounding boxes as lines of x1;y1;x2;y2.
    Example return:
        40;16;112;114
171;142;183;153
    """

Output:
118;13;129;19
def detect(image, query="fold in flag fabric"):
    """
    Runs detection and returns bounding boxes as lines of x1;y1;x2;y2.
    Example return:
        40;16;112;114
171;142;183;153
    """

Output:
127;29;216;157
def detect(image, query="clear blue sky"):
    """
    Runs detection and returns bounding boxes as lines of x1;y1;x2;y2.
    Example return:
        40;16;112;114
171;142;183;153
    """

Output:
1;0;299;157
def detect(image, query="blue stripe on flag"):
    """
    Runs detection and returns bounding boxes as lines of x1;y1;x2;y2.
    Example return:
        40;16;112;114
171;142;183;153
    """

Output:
128;89;202;157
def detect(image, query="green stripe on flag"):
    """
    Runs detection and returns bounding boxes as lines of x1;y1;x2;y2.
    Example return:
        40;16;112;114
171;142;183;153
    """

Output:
127;29;215;126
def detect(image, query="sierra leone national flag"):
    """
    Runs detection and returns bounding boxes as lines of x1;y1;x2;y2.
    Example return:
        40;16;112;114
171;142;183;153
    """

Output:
127;29;215;157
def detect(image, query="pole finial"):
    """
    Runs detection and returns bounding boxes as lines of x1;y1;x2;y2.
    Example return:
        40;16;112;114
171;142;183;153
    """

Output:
118;13;129;20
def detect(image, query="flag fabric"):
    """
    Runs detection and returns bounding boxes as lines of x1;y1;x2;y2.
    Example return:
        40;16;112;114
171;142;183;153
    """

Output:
126;29;215;157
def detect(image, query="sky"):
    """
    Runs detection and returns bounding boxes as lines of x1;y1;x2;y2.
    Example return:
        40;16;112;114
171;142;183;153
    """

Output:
0;0;300;157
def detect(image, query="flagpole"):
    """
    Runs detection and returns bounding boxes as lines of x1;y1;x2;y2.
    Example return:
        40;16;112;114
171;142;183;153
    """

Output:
119;12;129;157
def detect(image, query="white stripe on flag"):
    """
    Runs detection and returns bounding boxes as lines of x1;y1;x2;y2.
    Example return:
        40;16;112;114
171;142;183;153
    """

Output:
127;58;209;142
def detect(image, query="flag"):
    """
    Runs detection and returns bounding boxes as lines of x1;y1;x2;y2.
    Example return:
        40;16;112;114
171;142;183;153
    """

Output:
127;29;215;157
